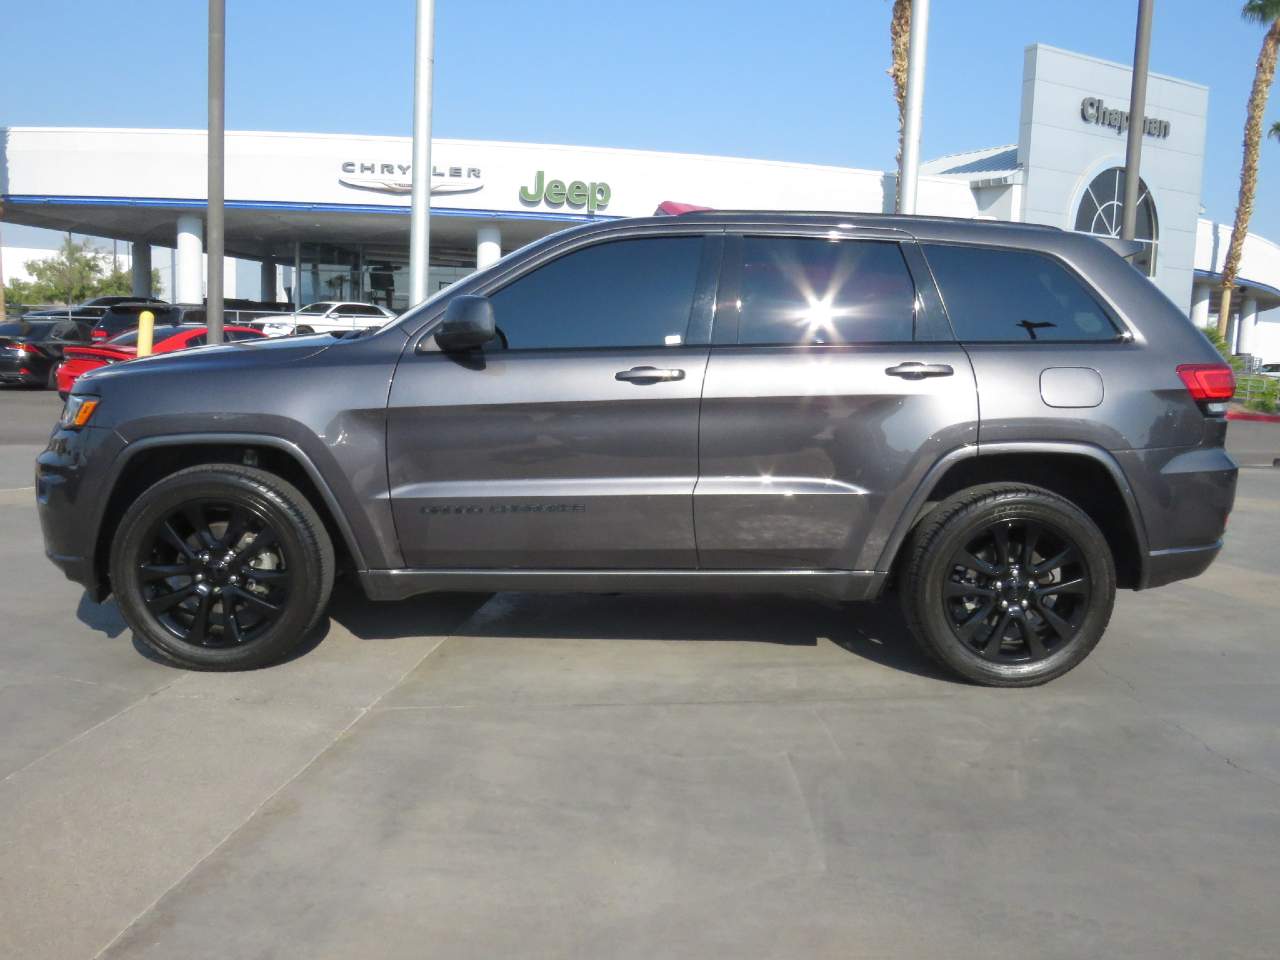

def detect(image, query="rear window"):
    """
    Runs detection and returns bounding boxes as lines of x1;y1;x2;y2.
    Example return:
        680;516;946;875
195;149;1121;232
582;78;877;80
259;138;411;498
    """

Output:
922;244;1119;342
0;321;56;338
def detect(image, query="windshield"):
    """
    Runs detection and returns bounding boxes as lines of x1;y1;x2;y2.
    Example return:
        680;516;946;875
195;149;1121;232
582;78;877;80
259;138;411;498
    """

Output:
297;303;331;315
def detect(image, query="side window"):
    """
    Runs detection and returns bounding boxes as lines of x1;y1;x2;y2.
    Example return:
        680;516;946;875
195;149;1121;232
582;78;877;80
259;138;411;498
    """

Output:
736;237;916;345
487;236;703;350
183;310;206;325
186;335;207;348
348;304;384;317
922;244;1119;342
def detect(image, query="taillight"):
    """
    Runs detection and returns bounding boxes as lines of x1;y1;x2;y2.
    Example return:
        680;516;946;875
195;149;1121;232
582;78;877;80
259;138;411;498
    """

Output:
91;330;107;342
16;343;38;355
1176;363;1235;402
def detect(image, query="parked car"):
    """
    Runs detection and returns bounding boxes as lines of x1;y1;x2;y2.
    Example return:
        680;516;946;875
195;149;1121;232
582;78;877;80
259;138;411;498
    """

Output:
0;319;93;388
56;324;265;396
259;301;395;337
89;302;206;342
37;212;1238;685
22;296;168;324
1258;363;1280;380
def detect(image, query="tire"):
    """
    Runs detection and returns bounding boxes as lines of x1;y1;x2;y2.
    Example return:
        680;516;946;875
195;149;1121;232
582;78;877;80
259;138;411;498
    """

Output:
109;464;335;670
899;483;1116;687
46;365;59;390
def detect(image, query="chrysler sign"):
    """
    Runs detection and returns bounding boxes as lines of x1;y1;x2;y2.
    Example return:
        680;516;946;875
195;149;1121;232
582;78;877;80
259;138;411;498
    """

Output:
339;161;484;196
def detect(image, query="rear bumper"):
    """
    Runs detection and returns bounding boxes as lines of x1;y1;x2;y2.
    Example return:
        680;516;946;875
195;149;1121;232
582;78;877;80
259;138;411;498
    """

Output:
1139;540;1222;590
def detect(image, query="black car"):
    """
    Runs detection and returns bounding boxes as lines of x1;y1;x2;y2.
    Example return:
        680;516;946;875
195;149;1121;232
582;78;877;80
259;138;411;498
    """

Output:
0;319;93;388
22;296;168;324
90;303;203;342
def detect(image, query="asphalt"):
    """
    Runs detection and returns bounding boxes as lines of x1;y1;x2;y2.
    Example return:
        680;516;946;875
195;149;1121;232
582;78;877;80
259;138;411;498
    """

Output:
1;384;1278;959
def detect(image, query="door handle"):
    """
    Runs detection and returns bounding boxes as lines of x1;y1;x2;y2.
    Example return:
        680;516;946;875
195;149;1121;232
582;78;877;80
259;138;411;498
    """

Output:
615;366;686;384
885;362;954;380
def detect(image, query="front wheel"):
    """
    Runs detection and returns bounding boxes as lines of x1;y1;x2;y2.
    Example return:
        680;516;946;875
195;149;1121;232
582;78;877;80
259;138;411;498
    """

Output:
900;483;1116;687
109;464;334;670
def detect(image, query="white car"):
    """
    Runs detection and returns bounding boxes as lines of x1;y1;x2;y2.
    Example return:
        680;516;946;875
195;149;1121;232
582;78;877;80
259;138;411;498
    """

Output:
1258;363;1280;380
259;301;396;337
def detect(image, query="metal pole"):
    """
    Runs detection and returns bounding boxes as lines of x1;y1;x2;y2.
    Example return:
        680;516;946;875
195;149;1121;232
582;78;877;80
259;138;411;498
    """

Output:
0;204;7;322
1121;0;1154;241
897;0;930;215
408;0;436;305
207;0;226;344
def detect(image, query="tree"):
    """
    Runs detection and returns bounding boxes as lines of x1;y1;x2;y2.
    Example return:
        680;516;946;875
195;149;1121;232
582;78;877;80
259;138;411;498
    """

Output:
887;0;911;209
1218;2;1280;339
2;238;160;309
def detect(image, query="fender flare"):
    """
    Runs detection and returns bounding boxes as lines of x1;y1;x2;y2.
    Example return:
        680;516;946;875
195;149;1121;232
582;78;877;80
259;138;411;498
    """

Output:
95;432;369;571
873;441;1151;578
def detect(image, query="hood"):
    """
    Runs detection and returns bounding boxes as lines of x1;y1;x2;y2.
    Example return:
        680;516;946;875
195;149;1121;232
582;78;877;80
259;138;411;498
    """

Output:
78;333;340;390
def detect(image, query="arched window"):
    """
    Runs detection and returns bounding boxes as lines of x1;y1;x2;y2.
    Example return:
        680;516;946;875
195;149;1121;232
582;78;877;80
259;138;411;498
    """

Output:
1074;167;1159;276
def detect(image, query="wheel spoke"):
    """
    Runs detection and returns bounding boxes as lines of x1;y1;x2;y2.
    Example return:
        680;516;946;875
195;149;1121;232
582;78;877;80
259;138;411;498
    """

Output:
222;604;244;644
183;504;217;550
983;611;1012;656
160;521;197;562
958;550;999;577
220;505;250;550
229;586;283;621
244;567;288;584
139;562;192;582
1034;545;1077;577
1016;616;1047;659
188;591;213;645
1036;577;1089;598
1022;522;1041;569
955;600;996;641
945;579;995;598
991;524;1012;567
1035;598;1075;641
146;583;197;614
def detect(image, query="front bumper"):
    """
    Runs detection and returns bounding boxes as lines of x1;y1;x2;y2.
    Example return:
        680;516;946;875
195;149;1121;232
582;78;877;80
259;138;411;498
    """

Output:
36;425;125;599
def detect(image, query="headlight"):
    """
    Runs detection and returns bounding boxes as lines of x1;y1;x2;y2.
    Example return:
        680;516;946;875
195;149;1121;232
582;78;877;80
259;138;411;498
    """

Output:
60;394;100;430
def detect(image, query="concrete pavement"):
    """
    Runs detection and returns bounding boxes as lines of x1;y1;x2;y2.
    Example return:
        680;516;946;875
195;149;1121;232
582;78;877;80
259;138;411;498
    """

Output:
0;388;1278;958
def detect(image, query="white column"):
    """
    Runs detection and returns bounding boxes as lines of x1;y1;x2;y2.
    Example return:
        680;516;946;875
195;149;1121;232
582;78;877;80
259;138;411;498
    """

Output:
260;260;277;302
175;215;204;303
476;226;502;271
1238;297;1259;356
131;242;152;298
1190;284;1212;328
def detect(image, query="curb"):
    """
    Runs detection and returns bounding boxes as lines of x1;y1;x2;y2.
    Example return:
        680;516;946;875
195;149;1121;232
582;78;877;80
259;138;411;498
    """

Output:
1226;410;1280;424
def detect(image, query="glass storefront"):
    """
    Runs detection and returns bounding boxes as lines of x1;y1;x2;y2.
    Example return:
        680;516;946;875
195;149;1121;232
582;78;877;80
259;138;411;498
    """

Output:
290;241;478;311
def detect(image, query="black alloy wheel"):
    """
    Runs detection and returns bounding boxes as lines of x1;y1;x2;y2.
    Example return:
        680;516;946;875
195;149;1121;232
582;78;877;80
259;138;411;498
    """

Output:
110;464;334;670
138;499;292;648
900;483;1116;687
943;518;1091;664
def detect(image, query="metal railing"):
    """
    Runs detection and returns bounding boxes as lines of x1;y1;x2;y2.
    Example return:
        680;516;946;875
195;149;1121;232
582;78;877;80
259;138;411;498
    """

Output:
1235;374;1279;413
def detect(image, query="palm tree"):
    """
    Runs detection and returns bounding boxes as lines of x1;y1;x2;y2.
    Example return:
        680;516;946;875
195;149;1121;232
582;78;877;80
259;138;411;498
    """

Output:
888;0;911;209
1218;1;1280;338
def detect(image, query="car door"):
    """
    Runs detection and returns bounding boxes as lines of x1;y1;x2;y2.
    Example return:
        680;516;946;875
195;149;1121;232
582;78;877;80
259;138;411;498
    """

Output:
695;231;978;570
386;231;721;569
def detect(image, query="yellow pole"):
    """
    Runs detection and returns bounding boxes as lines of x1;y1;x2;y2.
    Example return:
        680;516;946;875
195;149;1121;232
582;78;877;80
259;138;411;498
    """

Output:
136;310;155;357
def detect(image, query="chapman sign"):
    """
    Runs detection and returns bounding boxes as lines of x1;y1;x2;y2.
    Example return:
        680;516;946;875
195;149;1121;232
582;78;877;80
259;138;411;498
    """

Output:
1080;97;1171;139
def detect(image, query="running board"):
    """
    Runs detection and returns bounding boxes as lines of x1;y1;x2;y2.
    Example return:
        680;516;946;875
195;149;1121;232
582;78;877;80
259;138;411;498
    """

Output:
358;568;886;602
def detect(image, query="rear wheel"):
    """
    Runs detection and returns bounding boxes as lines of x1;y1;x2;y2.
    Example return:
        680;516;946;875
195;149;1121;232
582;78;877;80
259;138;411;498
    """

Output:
900;483;1116;687
109;464;334;670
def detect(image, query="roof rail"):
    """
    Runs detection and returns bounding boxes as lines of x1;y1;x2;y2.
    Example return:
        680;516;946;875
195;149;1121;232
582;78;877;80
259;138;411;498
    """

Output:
668;209;1061;231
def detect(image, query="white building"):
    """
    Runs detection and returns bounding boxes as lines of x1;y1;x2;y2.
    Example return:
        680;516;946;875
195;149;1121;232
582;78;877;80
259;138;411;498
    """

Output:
2;43;1277;359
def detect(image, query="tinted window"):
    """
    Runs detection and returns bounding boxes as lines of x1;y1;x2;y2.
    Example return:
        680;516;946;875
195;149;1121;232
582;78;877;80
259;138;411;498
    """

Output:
488;237;703;350
737;238;915;345
0;321;56;338
344;304;385;317
923;244;1118;342
225;329;264;342
298;303;330;315
180;309;206;324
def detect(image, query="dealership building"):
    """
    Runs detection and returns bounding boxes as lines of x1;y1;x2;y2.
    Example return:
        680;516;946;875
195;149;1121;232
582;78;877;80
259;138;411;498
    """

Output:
2;44;1278;359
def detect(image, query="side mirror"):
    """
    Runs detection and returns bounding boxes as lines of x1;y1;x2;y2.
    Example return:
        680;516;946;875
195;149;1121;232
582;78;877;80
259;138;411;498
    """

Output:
434;295;496;352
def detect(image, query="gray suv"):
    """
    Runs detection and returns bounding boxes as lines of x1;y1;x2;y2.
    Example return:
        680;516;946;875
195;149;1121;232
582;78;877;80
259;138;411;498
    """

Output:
36;212;1239;686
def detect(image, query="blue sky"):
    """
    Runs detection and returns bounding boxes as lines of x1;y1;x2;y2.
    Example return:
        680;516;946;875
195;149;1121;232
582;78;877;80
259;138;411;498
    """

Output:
2;0;1278;238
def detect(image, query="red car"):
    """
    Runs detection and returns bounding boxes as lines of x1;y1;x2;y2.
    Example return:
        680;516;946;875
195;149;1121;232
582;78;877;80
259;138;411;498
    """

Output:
56;324;265;397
